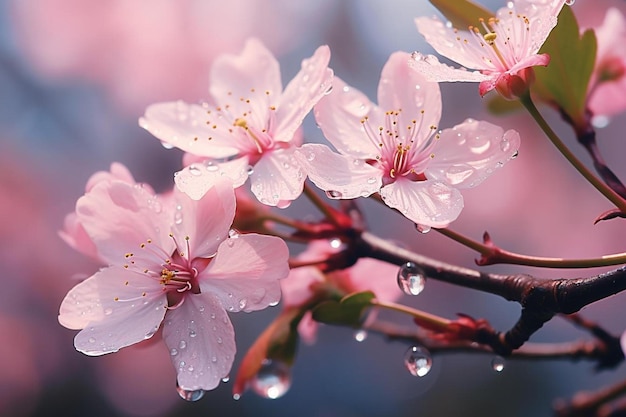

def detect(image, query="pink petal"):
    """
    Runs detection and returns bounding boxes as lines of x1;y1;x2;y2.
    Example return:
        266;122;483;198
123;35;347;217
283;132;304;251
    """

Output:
163;293;235;391
274;45;333;143
313;76;380;159
377;51;442;146
507;0;563;52
427;119;521;188
298;143;382;199
297;312;319;345
409;52;489;83
507;53;551;75
58;212;100;261
249;147;306;206
171;180;236;259
140;101;239;159
415;17;492;70
589;77;626;117
76;181;173;265
85;162;136;192
174;157;251;200
280;266;325;308
66;267;167;356
210;38;281;126
201;234;289;312
379;179;463;228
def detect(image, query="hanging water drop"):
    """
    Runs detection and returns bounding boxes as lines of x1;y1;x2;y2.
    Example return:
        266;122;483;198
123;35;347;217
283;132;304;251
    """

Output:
592;115;610;129
565;0;575;5
222;376;230;383
404;346;432;377
228;229;240;239
397;262;427;296
491;356;505;372
161;141;175;150
354;330;368;342
188;164;202;176
415;224;431;234
324;84;333;95
246;165;254;175
205;162;220;172
176;382;205;402
329;238;342;249
250;360;292;399
325;190;343;199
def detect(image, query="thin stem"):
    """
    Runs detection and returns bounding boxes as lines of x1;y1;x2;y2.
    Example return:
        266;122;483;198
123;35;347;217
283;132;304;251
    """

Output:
258;212;316;233
371;299;451;332
436;227;626;268
520;94;626;213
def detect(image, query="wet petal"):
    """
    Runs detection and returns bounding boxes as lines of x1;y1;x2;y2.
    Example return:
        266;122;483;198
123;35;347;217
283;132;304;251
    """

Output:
163;293;235;391
174;157;250;200
427;119;520;188
380;179;463;228
409;52;489;83
140;101;239;159
299;143;382;199
201;234;288;312
249;147;306;206
274;45;333;143
313;76;380;159
67;267;167;356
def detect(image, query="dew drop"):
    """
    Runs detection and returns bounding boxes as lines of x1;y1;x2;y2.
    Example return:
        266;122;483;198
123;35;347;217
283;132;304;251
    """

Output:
188;164;202;176
415;224;431;234
233;393;241;400
179;340;187;349
88;337;96;344
176;382;205;402
205;161;220;172
491;356;505;372
228;229;240;239
161;141;175;150
565;0;575;5
269;300;279;307
592;115;610;129
222;376;230;383
174;211;183;225
246;165;254;175
145;327;158;339
329;238;342;249
189;330;197;338
239;299;248;309
306;152;316;161
354;330;368;342
510;150;519;159
367;177;377;184
325;190;343;199
324;85;333;95
170;348;178;356
250;360;292;399
104;308;113;316
404;346;432;377
397;262;427;296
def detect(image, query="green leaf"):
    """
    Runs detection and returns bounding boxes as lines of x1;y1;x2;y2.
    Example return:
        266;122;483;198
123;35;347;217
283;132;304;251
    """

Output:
533;6;597;129
429;0;493;28
311;291;376;326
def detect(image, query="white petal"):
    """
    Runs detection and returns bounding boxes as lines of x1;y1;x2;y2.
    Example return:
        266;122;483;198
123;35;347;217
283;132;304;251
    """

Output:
298;143;382;199
163;294;235;391
201;234;288;312
249;147;306;206
380;179;463;227
427;119;521;188
69;267;167;356
174;157;250;200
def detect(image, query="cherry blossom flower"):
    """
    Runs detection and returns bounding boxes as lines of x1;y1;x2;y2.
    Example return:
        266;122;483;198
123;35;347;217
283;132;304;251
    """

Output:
280;240;401;344
411;0;566;97
58;173;289;392
140;38;333;208
585;8;626;118
301;52;520;228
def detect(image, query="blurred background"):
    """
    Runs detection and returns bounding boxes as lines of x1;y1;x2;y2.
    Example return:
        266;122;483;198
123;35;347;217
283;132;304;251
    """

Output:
3;0;626;416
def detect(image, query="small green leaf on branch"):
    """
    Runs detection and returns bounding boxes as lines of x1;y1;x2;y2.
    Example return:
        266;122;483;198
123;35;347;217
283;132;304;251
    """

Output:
311;291;376;326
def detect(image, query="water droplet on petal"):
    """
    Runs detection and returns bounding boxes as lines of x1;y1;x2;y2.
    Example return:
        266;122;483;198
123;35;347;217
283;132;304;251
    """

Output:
565;0;575;5
88;337;96;343
188;164;202;176
189;330;197;338
510;150;519;159
170;348;178;356
325;190;343;199
329;238;342;249
354;330;368;342
250;360;292;399
324;85;333;95
176;382;205;402
491;356;505;372
228;229;240;239
205;161;220;172
404;346;432;377
179;340;187;349
239;299;247;309
161;141;175;150
222;376;230;383
104;308;113;316
174;211;183;225
397;262;427;296
246;165;254;175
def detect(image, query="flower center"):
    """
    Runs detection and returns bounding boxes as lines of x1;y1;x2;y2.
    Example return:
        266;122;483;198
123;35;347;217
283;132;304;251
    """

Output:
122;234;205;309
204;88;278;156
360;109;438;184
